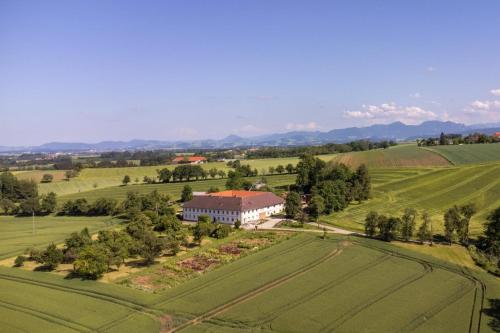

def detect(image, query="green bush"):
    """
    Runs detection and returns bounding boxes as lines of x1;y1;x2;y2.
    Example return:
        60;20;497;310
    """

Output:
14;255;27;267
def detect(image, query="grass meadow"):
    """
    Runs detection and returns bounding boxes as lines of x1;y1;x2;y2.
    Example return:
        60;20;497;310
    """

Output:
37;155;336;196
426;143;500;165
323;163;500;235
0;216;119;260
59;173;297;202
330;144;451;168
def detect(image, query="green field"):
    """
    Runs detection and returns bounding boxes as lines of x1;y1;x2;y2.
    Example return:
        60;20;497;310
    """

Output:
154;233;499;332
426;143;500;165
0;266;161;332
324;163;500;235
0;216;119;260
59;174;297;202
331;144;451;168
0;229;498;332
37;155;336;197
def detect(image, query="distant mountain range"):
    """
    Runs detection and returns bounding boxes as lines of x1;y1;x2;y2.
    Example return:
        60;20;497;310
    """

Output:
1;121;499;154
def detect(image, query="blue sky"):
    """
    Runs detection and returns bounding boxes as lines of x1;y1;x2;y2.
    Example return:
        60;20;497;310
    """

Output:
1;0;499;145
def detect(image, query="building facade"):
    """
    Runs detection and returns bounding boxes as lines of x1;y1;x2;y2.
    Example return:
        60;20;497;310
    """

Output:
182;190;284;224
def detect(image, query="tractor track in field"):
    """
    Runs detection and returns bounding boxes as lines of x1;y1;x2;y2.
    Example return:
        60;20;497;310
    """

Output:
153;236;314;306
319;258;433;333
164;247;344;333
0;273;163;333
0;273;155;314
400;280;475;332
229;253;393;327
0;299;92;332
356;241;486;333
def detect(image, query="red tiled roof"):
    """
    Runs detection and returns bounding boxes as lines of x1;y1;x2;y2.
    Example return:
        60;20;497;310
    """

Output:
173;156;207;162
183;191;284;211
210;190;264;198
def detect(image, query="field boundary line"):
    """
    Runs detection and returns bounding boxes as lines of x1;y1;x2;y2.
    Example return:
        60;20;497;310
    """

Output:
153;236;314;306
227;253;392;327
0;273;157;314
319;257;432;332
420;147;457;166
355;241;485;333
165;246;344;333
0;299;92;332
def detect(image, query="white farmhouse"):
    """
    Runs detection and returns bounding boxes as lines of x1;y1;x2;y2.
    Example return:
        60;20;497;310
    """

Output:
182;190;285;224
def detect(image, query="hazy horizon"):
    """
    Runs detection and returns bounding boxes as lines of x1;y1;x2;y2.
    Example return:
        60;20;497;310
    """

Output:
2;1;500;146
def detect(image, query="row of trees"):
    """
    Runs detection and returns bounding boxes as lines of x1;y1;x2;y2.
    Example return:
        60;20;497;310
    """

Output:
364;209;432;243
364;204;477;244
245;140;397;159
418;132;500;146
364;205;499;275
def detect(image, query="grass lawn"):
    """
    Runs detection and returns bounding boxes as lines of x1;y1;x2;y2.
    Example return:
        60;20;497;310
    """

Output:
426;143;500;165
0;215;119;259
392;241;479;270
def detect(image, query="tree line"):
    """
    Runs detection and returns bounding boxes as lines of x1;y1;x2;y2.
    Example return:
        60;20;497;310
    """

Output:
245;140;397;159
418;132;500;146
282;154;371;222
364;205;499;276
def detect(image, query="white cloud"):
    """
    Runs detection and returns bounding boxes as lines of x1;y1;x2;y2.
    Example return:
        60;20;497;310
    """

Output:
426;66;436;72
470;100;500;111
344;102;437;124
285;122;319;131
410;92;421;99
464;98;500;122
490;88;500;96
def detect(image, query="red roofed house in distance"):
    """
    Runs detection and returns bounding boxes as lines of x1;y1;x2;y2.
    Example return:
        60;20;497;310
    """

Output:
182;190;285;224
172;156;207;164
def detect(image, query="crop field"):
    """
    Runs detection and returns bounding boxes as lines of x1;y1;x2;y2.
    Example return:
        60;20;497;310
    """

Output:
0;229;498;332
426;143;500;165
0;266;161;333
37;155;336;196
324;163;500;235
154;233;498;333
0;216;118;260
12;170;67;183
59;174;297;203
330;144;451;168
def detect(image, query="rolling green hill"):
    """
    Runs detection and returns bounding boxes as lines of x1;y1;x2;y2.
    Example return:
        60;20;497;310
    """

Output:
426;143;500;165
324;163;500;235
331;144;451;168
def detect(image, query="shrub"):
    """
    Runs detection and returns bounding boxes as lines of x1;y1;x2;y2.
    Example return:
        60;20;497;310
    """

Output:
14;255;27;267
211;224;232;239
